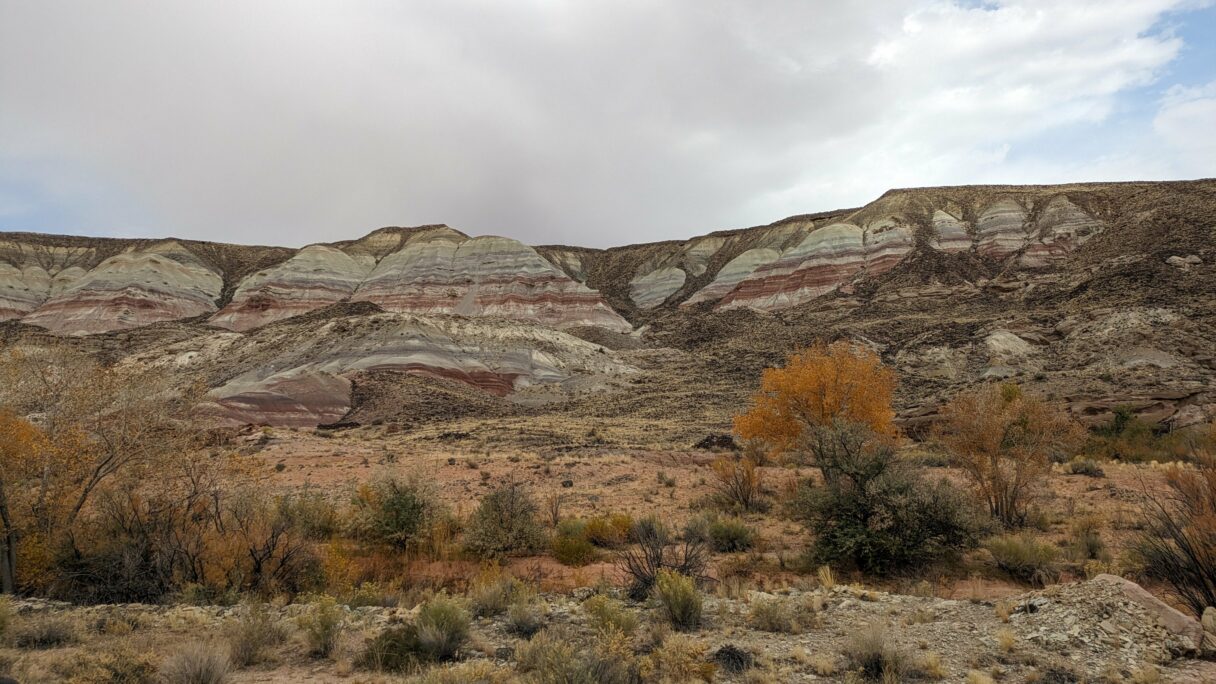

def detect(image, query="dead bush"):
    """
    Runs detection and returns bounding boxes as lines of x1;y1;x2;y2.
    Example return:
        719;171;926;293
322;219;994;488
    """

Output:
1135;453;1216;617
158;642;231;684
616;516;708;601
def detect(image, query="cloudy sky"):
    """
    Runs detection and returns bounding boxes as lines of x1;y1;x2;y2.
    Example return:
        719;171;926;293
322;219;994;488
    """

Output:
1;1;1214;248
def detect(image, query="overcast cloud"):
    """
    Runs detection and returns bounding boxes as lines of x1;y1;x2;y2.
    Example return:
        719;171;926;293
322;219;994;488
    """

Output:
1;1;1214;247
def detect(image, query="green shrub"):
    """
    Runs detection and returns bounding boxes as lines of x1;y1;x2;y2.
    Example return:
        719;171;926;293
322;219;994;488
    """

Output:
842;625;908;681
415;595;471;661
349;476;444;551
654;570;701;630
515;629;594;683
278;488;343;540
297;595;345;658
747;597;800;633
464;482;546;558
986;534;1060;585
224;604;290;668
683;514;756;552
582;594;638;635
788;421;988;574
1070;516;1106;561
10;613;80;649
158;642;231;684
360;595;470;671
584;514;633;548
551;533;597;566
506;600;548;638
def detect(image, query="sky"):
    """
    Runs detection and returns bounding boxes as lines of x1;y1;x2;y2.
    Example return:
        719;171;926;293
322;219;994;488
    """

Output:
1;1;1214;248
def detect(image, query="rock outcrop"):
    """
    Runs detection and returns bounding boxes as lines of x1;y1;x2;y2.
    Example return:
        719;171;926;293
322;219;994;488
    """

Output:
21;241;224;335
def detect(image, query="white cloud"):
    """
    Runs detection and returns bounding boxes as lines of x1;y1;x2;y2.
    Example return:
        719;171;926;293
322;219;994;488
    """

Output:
0;1;1209;247
1154;81;1216;174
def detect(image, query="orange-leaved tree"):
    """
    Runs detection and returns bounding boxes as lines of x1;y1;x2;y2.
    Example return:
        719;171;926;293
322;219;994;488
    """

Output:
734;341;896;457
0;411;50;593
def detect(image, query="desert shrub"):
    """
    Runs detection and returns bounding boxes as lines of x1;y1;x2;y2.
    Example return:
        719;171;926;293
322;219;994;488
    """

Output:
415;595;471;661
582;594;639;635
639;633;715;682
748;597;800;633
298;595;345;658
349;476;444;552
506;599;548;638
842;625;908;681
1065;458;1105;478
467;568;529;617
584;514;633;547
617;516;709;600
360;594;470;671
734;341;896;458
683;513;756;552
654;570;701;630
1135;451;1216;616
936;383;1083;528
986;534;1060;585
710;453;767;513
159;642;231;684
278;489;343;540
788;421;988;574
515;629;595;683
225;604;290;667
10;613;80;649
551;532;597;567
1069;515;1105;561
464;482;546;558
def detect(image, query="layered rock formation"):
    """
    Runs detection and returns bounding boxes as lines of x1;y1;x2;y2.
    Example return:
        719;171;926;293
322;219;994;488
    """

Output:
350;230;631;332
166;312;635;426
210;245;374;331
629;266;686;309
21;241;224;335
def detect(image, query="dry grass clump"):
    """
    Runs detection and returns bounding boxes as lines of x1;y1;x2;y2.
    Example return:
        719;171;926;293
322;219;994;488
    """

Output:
584;513;633;547
985;534;1060;585
10;613;80;649
515;627;641;683
639;633;715;682
551;532;597;567
654;570;702;630
841;625;908;681
467;568;529;617
48;644;159;683
747;597;801;633
159;642;231;684
506;598;548;638
0;596;11;639
225;604;290;667
297;595;346;658
406;660;514;683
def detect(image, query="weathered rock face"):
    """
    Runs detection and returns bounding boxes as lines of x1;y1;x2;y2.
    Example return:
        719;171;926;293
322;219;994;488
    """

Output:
630;266;686;309
719;223;866;310
975;199;1030;259
210;245;374;331
1020;196;1105;268
0;237;97;321
683;247;780;306
351;230;632;332
166;313;637;426
21;241;224;335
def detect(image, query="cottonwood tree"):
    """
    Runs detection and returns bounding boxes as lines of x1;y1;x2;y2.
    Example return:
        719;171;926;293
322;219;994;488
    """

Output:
734;341;896;460
935;383;1082;528
0;345;198;593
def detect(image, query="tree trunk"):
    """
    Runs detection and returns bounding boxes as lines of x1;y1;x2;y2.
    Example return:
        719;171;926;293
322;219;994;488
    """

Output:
0;532;14;594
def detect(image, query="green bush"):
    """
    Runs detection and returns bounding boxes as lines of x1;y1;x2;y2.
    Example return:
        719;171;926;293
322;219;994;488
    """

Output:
654;570;701;630
506;600;548;638
582;594;639;635
551;533;597;567
1069;516;1105;561
349;476;444;552
683;514;756;552
360;595;470;671
584;514;633;548
467;571;528;618
278;489;343;540
297;595;345;658
464;482;546;558
986;534;1060;585
788;421;988;574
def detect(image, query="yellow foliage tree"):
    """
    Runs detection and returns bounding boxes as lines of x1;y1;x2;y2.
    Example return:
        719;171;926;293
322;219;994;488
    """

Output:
0;411;49;593
733;341;896;456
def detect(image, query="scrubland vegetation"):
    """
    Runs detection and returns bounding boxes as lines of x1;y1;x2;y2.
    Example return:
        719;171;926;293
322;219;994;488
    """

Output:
1;342;1215;682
